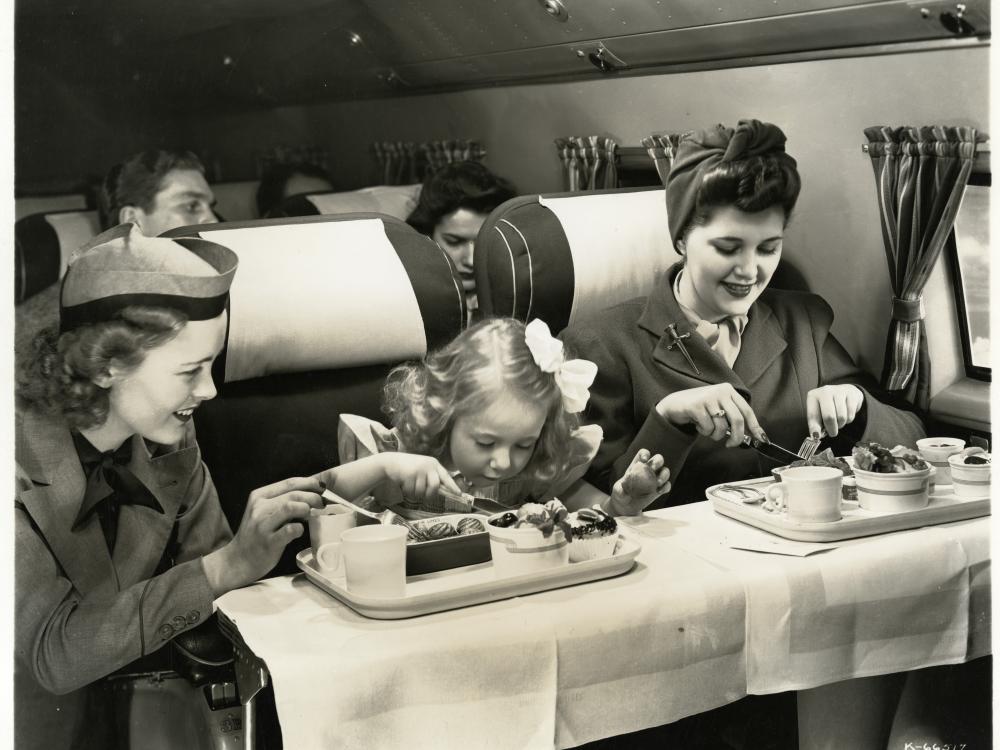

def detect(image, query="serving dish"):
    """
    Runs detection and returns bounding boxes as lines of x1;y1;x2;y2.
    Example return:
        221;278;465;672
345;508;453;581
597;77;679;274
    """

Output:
708;476;989;542
358;513;492;576
296;534;640;619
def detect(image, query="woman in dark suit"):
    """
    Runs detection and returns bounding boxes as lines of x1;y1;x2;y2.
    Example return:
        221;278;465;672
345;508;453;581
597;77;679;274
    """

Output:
561;119;925;505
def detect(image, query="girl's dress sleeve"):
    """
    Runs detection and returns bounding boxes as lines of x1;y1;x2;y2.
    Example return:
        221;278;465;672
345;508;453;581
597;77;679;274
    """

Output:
545;424;604;498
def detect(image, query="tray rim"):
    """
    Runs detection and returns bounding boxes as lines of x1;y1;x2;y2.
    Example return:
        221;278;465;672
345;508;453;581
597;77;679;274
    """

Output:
296;536;640;619
707;476;990;542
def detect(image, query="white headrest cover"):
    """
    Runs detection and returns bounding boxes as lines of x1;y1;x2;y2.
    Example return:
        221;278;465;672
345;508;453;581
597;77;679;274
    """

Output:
306;184;421;220
204;220;431;382
538;191;673;322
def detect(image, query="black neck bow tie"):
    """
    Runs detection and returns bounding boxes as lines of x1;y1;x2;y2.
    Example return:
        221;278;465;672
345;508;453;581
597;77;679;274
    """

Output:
71;434;164;553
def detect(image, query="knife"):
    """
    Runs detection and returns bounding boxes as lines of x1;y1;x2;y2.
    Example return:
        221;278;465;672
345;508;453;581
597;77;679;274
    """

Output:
739;435;802;464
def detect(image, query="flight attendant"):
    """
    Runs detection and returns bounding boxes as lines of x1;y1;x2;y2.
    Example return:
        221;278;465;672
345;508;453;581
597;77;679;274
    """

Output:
14;223;455;749
561;119;925;504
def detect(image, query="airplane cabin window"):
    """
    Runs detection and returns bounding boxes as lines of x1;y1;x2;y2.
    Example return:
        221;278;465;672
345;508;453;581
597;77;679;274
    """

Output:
948;171;991;380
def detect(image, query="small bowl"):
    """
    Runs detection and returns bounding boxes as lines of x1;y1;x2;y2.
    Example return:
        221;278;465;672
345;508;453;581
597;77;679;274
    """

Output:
948;453;991;498
853;465;933;512
916;437;966;485
486;513;569;577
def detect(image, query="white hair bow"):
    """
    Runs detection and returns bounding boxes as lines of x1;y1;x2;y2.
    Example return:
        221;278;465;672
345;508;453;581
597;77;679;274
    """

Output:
524;319;598;414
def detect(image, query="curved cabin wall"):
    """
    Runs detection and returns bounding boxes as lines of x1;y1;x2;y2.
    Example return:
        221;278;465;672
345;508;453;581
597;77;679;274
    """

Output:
177;45;988;380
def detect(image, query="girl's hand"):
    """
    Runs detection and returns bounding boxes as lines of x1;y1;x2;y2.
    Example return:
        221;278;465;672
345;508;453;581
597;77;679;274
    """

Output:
606;450;671;516
380;453;462;501
656;383;765;447
806;384;864;438
203;476;324;595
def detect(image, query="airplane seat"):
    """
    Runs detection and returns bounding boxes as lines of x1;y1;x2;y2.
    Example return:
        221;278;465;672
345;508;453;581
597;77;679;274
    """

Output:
15;209;101;303
166;213;466;571
268;183;422;221
210;180;260;221
475;187;810;334
15;192;88;221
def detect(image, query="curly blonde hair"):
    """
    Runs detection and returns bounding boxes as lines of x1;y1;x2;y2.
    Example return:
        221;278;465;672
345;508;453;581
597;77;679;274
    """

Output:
383;318;586;487
17;306;188;429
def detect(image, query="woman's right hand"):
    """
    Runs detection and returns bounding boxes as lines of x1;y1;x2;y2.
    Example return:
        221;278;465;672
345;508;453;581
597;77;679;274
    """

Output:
655;383;765;448
203;476;324;595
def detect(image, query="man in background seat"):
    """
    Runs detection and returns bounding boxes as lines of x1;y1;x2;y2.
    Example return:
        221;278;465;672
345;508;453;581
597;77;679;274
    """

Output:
17;150;219;356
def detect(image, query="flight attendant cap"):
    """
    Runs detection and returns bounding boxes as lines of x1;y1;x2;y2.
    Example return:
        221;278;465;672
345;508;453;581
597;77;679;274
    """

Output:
60;222;239;333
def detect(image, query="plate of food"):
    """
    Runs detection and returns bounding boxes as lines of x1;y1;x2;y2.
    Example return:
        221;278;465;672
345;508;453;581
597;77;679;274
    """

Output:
298;500;641;619
708;441;990;542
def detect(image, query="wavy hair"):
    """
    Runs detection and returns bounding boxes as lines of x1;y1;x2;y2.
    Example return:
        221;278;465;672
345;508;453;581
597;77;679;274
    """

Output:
383;318;583;487
682;153;801;240
99;150;206;230
17;307;188;429
406;161;515;236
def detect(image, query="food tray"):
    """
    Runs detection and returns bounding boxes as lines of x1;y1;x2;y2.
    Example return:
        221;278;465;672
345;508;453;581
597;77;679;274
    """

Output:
708;476;990;542
296;535;641;619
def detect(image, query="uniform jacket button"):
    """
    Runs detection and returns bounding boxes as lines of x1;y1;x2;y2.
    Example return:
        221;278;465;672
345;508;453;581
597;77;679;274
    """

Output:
186;610;200;624
171;615;188;630
158;624;174;639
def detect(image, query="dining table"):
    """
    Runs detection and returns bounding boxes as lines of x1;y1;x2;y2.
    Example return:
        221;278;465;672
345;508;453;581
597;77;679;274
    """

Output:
216;499;990;750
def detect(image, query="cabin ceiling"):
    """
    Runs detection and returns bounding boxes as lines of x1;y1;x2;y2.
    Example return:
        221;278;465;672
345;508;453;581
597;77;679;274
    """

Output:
16;0;991;115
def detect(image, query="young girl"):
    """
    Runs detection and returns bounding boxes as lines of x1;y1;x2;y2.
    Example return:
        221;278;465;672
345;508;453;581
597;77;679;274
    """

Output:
336;317;670;517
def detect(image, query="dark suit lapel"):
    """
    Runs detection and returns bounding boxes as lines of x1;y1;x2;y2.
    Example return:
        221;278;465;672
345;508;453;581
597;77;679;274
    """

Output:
733;298;787;388
638;266;750;395
16;412;116;594
112;436;197;585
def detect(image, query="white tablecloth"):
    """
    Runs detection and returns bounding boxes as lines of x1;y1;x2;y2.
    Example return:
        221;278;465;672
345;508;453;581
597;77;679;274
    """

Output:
216;503;990;749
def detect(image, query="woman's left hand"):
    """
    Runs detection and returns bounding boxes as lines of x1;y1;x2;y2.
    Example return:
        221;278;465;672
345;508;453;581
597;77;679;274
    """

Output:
805;384;864;438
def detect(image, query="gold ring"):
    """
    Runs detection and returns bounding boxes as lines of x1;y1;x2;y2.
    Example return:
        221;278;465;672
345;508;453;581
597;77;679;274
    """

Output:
712;410;727;418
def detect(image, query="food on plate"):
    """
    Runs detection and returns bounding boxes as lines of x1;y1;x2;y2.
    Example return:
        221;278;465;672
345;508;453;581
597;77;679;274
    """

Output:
955;447;990;465
488;500;572;541
456;517;486;535
851;442;929;474
566;505;619;562
406;515;486;543
621;455;659;497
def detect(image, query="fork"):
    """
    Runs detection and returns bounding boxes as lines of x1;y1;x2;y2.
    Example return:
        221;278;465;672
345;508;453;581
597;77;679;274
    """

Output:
322;489;413;531
797;434;823;461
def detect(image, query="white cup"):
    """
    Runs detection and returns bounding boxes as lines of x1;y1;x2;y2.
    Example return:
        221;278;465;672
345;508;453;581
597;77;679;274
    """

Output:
341;525;408;598
765;466;843;522
308;506;357;576
916;437;966;486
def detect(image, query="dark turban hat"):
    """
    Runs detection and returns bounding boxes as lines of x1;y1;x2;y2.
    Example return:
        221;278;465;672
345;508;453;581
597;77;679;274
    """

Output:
665;119;796;248
60;222;239;333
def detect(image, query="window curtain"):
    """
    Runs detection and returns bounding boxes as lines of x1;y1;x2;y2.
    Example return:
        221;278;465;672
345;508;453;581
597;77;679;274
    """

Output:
863;125;986;408
553;136;619;191
372;140;485;184
640;133;682;186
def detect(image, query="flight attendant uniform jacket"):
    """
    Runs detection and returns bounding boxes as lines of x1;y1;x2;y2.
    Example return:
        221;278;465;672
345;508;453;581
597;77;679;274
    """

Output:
14;408;232;749
560;265;926;506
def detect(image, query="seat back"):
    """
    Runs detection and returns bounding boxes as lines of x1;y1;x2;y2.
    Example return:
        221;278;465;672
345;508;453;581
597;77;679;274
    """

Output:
475;187;811;334
270;184;422;221
15;193;88;221
475;188;674;333
210;180;260;221
167;213;466;553
15;210;101;303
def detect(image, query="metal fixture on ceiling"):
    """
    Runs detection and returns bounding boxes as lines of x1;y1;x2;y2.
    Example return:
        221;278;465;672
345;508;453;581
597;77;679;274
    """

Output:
538;0;569;23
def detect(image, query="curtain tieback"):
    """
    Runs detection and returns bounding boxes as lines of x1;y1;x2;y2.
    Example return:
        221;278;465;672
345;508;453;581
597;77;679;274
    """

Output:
891;296;925;323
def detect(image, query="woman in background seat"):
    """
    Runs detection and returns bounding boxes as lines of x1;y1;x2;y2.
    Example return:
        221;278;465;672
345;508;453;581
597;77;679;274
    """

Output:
561;119;924;506
407;161;515;320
